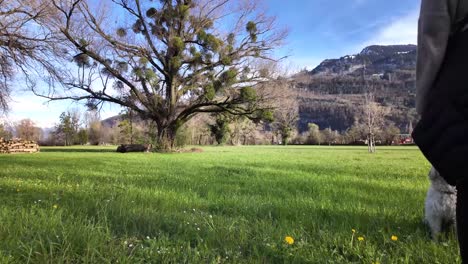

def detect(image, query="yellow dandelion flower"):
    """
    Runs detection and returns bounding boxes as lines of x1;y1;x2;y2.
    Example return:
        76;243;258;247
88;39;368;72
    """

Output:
391;235;398;241
53;204;58;209
284;236;294;245
357;236;364;241
352;229;356;233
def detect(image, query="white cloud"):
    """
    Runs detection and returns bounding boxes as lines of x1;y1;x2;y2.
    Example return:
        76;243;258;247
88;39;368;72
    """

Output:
363;10;418;46
6;93;65;127
5;91;121;128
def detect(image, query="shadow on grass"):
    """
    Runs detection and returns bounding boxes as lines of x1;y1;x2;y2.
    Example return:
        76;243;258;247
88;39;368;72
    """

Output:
40;147;117;153
0;177;426;236
247;145;420;151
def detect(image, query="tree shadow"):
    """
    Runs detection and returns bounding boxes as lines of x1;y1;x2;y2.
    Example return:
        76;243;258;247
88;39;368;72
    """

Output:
40;147;117;153
0;177;426;237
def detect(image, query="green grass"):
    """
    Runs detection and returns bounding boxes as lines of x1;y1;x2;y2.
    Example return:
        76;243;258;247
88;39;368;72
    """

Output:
0;146;460;263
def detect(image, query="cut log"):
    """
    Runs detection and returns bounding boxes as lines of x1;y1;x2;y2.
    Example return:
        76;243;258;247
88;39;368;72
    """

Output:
116;144;151;153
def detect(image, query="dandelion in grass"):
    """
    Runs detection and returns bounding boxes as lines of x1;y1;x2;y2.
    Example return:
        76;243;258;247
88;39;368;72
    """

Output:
391;235;398;241
352;229;356;233
53;204;58;209
358;236;364;242
284;236;294;245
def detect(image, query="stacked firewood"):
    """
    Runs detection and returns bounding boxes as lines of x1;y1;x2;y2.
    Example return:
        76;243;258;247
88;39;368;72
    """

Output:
0;138;40;154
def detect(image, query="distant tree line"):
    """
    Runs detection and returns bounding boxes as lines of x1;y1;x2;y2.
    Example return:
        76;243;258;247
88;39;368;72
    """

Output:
0;76;407;148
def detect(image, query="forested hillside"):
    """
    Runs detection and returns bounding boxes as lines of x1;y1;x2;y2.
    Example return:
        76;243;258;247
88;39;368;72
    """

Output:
294;45;418;132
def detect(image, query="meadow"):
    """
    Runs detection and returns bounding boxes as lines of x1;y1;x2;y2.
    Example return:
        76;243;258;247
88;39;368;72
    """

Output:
0;146;460;263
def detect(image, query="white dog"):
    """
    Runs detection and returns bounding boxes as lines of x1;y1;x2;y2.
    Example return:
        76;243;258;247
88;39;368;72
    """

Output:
424;167;457;239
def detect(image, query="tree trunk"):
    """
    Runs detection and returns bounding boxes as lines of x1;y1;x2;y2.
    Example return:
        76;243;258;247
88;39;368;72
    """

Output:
282;133;288;146
156;125;177;152
367;133;376;153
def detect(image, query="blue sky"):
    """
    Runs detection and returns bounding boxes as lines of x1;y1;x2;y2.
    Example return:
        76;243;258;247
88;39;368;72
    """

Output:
4;0;421;128
270;0;420;69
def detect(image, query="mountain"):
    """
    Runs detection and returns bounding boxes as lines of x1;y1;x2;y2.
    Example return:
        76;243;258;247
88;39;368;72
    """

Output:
101;115;123;128
310;44;416;77
294;44;418;133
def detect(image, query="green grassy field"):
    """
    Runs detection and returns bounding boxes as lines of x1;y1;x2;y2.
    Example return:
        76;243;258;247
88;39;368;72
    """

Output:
0;146;459;263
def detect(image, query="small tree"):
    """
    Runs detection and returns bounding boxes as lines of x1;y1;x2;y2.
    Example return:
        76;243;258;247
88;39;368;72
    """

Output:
0;122;13;140
15;119;42;141
379;123;400;145
271;79;298;146
85;110;104;145
118;108;139;144
76;128;88;145
307;123;322;145
118;120;133;144
55;111;80;146
322;127;337;146
345;121;365;144
210;115;231;145
362;92;388;153
228;116;261;145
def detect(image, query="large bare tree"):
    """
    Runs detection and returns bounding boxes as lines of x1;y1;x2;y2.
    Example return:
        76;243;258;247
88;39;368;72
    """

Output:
35;0;286;150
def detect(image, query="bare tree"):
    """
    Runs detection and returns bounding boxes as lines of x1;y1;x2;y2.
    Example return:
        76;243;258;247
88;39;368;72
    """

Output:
180;113;211;145
344;121;366;144
35;0;287;151
229;117;253;145
270;78;298;145
0;121;12;140
15;118;42;141
0;0;56;113
363;92;388;153
379;123;400;145
85;110;104;145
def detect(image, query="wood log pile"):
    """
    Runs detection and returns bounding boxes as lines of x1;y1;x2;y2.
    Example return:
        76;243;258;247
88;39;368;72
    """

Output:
0;138;40;154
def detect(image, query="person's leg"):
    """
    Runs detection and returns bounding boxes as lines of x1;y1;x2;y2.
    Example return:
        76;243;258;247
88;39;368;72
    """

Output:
457;178;468;262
